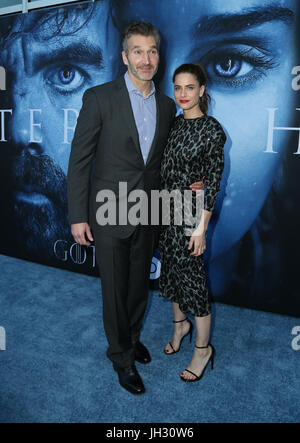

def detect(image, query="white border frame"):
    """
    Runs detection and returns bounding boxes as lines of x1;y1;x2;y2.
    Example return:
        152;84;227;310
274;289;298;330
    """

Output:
0;0;94;16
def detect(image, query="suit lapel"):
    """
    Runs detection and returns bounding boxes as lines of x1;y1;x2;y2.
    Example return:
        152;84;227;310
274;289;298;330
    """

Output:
145;90;161;166
116;77;144;164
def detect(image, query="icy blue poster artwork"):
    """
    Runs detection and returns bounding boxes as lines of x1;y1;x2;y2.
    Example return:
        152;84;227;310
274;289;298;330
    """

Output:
0;0;299;316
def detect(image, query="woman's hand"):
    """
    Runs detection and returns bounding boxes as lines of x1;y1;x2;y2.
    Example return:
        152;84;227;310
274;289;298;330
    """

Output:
188;229;206;256
189;177;205;196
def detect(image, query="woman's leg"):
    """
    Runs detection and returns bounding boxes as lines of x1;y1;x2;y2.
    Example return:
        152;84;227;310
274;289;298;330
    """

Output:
164;302;192;353
180;314;212;380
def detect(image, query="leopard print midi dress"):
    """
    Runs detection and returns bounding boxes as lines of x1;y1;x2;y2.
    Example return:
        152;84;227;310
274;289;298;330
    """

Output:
158;114;226;317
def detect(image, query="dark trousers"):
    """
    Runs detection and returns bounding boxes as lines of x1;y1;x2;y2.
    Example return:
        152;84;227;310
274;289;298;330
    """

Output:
95;225;156;368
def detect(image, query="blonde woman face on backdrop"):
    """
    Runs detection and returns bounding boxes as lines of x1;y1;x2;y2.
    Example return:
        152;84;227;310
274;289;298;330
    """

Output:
120;0;298;275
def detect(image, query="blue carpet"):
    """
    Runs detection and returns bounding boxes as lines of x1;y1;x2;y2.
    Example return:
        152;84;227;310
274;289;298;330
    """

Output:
0;254;299;423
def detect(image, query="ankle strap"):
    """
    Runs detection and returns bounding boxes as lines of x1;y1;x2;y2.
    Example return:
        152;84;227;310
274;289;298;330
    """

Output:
195;344;209;349
173;318;188;323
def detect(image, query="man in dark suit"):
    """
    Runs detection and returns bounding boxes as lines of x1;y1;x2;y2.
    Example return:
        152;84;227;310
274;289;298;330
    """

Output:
67;22;201;395
67;22;176;395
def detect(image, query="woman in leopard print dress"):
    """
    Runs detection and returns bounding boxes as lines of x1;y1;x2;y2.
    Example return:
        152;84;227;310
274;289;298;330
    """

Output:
159;64;226;382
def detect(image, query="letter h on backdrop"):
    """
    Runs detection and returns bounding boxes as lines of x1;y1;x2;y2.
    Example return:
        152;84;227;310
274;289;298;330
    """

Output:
265;108;300;154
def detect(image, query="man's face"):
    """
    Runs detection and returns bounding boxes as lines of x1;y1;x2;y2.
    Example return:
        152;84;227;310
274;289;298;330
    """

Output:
0;2;119;260
122;35;159;82
122;0;298;261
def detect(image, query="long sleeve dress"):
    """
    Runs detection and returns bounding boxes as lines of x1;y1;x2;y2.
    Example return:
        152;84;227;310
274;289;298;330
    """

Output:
158;114;226;317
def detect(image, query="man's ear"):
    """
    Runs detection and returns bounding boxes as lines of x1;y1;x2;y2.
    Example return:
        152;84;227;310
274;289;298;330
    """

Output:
122;51;128;66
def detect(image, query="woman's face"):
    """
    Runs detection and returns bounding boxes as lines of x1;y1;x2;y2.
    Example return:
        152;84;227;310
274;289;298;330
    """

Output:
173;72;204;114
122;0;298;260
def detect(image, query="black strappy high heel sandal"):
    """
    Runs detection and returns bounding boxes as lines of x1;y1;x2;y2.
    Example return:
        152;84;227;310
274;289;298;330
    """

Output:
164;317;194;355
180;343;215;382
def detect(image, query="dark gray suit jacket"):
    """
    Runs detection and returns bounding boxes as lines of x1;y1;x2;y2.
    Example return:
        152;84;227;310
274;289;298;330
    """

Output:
67;76;176;238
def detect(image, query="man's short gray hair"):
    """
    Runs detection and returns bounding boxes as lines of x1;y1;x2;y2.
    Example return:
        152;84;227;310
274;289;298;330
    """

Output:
122;21;160;54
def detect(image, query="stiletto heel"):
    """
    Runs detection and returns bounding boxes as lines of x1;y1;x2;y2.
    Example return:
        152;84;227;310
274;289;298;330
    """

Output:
210;346;214;370
189;323;193;343
180;343;215;382
164;318;193;355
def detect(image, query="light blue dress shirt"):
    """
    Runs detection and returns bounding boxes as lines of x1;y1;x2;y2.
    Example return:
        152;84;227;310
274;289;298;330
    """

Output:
124;71;157;164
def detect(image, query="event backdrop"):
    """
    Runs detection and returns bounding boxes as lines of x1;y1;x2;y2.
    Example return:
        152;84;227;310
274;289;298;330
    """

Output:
0;0;299;316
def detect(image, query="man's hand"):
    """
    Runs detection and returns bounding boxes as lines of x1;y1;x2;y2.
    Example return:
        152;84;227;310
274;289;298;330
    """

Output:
189;178;205;196
71;222;94;246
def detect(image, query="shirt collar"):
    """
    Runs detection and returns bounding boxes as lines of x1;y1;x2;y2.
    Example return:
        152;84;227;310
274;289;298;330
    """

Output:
124;71;155;98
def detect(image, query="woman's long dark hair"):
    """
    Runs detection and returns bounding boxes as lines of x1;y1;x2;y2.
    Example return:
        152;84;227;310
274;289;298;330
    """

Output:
172;63;211;114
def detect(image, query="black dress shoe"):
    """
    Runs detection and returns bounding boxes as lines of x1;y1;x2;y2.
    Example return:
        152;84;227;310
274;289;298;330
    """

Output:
113;363;145;395
134;341;151;364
